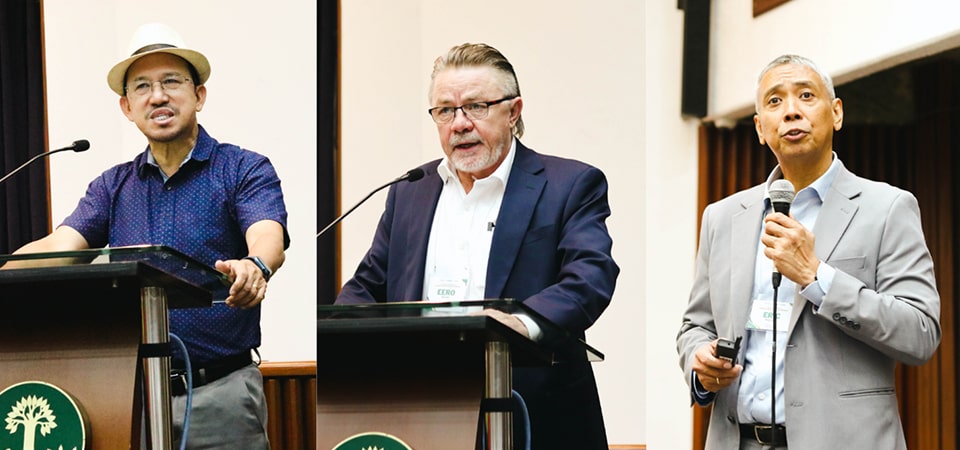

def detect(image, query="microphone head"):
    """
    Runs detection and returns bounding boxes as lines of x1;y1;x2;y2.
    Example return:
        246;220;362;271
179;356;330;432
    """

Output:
769;179;795;214
405;168;425;182
72;140;91;152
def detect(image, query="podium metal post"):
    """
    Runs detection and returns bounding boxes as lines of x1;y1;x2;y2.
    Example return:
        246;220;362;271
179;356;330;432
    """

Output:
484;340;512;450
141;286;173;450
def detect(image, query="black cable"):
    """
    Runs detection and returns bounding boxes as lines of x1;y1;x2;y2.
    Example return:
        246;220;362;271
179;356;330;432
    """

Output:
771;277;779;430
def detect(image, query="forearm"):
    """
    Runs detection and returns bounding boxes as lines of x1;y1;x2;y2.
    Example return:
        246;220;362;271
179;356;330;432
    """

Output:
3;227;90;268
814;193;940;364
244;220;286;273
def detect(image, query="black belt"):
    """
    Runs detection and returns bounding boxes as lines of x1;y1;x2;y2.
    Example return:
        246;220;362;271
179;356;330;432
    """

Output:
740;423;787;447
170;352;252;396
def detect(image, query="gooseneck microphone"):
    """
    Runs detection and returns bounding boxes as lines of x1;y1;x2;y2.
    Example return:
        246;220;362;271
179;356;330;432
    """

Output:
767;178;795;434
316;168;425;238
0;139;91;186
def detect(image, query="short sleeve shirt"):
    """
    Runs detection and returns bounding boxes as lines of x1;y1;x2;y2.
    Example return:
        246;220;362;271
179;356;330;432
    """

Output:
62;125;290;365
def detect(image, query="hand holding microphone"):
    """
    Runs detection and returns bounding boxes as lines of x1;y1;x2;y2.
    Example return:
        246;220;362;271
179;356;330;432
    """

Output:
766;179;795;288
763;179;820;289
765;179;795;429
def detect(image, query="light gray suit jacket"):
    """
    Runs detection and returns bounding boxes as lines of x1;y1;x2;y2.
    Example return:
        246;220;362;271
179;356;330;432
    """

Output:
677;162;941;450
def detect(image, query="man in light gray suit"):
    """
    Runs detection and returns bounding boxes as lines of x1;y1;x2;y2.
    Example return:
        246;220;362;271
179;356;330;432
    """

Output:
676;54;941;449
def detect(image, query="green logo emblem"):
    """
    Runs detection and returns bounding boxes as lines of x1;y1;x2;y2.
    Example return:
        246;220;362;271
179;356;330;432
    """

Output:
1;381;88;450
333;432;413;450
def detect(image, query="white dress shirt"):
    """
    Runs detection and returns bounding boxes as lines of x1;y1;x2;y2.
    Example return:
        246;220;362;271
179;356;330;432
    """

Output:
420;139;542;340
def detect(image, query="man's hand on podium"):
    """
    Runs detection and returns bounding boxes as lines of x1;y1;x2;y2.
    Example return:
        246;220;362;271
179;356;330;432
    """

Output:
475;309;531;339
215;259;268;309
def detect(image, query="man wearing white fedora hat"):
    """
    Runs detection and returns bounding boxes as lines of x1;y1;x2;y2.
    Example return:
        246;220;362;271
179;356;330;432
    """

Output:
12;23;288;448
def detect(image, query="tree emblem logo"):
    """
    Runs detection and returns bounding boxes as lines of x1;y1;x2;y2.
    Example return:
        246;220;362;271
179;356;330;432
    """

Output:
333;432;413;450
0;382;88;450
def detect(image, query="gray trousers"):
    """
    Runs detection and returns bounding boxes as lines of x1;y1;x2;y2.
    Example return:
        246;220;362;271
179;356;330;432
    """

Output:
144;364;270;449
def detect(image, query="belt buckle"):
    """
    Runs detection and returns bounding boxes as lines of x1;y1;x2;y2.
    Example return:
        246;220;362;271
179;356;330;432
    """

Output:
169;369;187;393
753;424;774;445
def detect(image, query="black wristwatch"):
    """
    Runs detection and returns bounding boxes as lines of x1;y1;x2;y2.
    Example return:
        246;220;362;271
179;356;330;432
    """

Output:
243;256;272;281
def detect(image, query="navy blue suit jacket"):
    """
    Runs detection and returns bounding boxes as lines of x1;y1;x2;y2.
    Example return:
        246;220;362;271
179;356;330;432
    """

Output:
337;141;619;449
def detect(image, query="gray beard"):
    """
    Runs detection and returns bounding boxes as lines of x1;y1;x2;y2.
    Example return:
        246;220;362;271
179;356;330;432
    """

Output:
451;143;504;174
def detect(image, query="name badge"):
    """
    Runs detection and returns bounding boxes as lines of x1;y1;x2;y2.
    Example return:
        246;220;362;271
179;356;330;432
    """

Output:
746;298;792;332
426;277;467;301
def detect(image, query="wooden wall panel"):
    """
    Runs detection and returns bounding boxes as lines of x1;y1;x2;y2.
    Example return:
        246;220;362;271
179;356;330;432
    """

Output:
261;361;317;450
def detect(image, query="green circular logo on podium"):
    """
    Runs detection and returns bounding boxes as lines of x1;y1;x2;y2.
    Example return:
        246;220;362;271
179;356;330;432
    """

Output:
0;381;88;450
333;432;413;450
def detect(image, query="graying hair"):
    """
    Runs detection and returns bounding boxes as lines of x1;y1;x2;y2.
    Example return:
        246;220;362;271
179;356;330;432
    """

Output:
756;54;836;112
430;43;524;138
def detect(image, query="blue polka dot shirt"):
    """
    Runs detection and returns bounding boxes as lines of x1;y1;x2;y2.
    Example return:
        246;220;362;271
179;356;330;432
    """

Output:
62;125;290;365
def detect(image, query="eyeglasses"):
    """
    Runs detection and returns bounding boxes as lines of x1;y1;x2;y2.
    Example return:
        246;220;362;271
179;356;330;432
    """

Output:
427;96;517;124
126;75;193;97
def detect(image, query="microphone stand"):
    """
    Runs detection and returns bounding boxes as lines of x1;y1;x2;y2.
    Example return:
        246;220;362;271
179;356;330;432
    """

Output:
316;179;394;238
316;168;424;238
0;140;90;185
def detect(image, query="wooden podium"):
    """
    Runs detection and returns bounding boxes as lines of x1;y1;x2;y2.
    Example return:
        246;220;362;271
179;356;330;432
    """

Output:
0;246;224;450
317;300;603;450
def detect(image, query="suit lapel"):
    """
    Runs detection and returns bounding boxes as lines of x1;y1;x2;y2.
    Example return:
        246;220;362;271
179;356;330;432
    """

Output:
787;164;860;333
395;162;443;300
812;165;860;263
731;190;765;338
485;143;545;298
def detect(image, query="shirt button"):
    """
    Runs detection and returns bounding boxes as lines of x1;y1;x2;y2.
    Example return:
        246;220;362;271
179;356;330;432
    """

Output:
166;186;173;191
758;393;767;400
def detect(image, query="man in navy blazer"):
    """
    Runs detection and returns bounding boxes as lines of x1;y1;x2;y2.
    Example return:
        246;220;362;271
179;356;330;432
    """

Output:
337;43;619;449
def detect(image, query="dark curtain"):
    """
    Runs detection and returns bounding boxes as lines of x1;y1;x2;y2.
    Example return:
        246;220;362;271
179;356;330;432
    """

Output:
0;0;48;254
316;0;339;304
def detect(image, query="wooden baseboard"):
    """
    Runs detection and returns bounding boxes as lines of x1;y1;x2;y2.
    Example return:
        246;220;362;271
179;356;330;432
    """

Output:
261;361;316;450
260;360;317;376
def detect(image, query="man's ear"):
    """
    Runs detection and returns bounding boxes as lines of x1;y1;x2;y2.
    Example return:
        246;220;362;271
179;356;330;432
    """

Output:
832;97;844;131
119;96;135;122
509;97;523;127
754;114;766;145
194;85;207;112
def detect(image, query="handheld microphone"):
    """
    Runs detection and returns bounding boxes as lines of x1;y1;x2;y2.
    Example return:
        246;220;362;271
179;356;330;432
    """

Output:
768;179;795;288
316;167;425;238
0;139;91;186
767;178;795;430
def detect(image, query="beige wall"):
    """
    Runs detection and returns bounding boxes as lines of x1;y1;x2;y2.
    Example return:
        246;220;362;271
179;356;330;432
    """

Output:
709;0;960;120
41;1;317;363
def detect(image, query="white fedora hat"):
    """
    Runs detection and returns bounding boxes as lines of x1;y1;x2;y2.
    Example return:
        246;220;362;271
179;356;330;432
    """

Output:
106;23;210;96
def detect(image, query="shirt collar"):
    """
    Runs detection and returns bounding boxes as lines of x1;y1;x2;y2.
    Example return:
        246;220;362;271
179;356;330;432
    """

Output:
137;124;213;178
146;147;195;167
764;151;840;205
437;138;517;187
